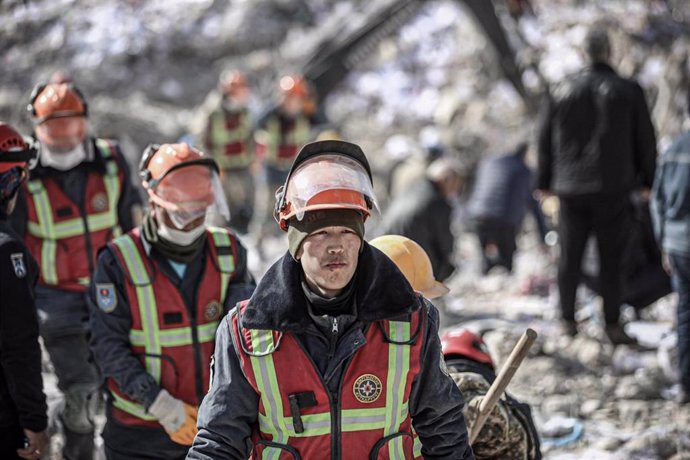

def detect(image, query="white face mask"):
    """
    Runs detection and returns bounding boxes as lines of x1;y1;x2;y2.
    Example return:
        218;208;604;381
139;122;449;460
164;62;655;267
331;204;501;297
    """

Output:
157;220;206;246
40;143;87;171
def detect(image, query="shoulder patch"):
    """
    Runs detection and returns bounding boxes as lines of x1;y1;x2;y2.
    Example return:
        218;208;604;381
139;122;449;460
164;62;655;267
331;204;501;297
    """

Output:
96;283;118;313
10;253;27;278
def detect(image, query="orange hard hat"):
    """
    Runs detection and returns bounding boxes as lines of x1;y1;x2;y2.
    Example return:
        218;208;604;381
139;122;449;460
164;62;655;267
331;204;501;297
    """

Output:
369;235;450;300
275;140;376;231
28;83;87;124
220;70;249;95
279;74;310;98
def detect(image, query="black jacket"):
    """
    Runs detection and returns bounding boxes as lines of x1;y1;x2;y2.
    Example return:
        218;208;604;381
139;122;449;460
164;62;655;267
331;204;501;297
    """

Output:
377;178;456;280
189;243;474;460
537;63;657;196
0;219;47;431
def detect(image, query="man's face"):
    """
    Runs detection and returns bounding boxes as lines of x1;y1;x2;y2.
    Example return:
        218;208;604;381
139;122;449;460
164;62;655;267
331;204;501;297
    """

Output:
297;225;362;298
35;116;87;152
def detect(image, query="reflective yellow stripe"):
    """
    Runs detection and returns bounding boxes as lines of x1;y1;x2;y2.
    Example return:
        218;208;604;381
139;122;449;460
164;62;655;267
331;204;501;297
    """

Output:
113;236;162;382
111;392;157;421
129;322;218;347
385;321;411;459
208;227;235;302
413;431;422;458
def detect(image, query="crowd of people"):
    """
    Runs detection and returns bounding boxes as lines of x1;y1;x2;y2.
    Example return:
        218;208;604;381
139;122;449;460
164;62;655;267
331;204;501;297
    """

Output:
0;22;688;460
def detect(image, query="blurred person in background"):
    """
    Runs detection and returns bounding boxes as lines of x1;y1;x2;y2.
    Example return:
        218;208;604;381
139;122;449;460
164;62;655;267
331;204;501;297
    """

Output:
651;86;690;404
253;75;327;251
201;70;256;234
377;156;465;282
0;122;49;460
88;143;255;459
370;234;541;459
9;82;143;459
537;26;657;345
466;142;547;275
190;140;473;459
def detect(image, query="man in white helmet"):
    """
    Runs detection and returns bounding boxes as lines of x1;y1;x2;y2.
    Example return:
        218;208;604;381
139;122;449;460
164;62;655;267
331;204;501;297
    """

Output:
189;140;474;459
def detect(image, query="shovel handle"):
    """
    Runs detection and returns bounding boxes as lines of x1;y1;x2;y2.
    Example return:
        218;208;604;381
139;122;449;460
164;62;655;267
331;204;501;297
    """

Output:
468;328;538;444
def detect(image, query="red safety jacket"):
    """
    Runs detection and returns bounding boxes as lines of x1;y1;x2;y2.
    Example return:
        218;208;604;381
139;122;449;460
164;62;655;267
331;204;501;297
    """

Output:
24;139;125;292
232;301;425;459
207;108;253;170
107;227;238;428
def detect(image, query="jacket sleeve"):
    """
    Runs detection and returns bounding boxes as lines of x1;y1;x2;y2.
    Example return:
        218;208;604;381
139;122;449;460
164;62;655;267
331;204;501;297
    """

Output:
223;239;256;313
409;301;475;459
189;313;259;459
632;83;658;189
0;240;47;432
113;145;144;233
88;246;161;407
536;94;554;191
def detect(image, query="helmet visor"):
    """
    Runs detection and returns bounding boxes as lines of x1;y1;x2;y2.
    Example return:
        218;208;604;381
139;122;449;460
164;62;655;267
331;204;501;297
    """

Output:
35;117;87;152
149;164;229;228
286;154;378;221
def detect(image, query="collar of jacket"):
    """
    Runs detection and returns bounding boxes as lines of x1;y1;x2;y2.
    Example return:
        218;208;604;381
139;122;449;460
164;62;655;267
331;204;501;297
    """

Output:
29;137;105;179
587;62;617;75
241;241;419;332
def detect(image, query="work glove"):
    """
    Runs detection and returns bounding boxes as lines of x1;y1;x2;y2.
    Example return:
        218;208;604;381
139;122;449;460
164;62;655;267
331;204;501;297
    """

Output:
148;389;199;445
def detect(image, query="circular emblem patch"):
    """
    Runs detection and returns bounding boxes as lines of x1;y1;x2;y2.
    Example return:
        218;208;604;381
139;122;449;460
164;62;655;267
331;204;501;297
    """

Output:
353;374;382;404
204;301;222;321
91;192;108;212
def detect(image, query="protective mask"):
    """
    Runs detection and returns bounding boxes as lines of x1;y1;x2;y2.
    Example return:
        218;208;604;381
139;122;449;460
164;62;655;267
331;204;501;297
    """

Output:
40;143;87;171
157;220;205;246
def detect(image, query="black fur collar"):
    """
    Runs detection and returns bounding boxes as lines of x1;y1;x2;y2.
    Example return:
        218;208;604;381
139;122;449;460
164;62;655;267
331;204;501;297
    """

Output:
241;241;419;331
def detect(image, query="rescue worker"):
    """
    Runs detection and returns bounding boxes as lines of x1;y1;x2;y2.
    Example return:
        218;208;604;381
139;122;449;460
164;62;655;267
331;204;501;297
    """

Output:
9;82;143;459
202;70;255;234
0;123;49;460
189;140;474;459
254;75;327;250
370;234;541;459
88;142;255;459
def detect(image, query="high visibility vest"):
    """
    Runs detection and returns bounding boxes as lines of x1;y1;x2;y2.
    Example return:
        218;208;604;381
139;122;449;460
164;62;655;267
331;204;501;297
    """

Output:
107;227;238;428
25;139;123;292
232;300;426;460
256;114;311;171
208;108;253;170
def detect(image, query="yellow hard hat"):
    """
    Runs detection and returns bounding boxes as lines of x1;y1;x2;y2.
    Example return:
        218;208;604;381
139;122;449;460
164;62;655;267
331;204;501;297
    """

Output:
369;234;450;299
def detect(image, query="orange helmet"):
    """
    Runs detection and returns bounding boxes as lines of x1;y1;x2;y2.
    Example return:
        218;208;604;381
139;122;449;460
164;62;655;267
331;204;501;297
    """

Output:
279;74;310;98
219;70;249;96
140;143;229;228
275;140;377;231
0;123;35;200
28;83;87;124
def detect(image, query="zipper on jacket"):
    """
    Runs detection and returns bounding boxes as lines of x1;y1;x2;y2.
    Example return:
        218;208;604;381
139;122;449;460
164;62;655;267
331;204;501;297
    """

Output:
327;317;338;360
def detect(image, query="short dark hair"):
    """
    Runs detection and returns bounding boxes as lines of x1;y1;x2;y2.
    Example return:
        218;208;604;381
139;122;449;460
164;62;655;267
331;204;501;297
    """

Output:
585;27;610;63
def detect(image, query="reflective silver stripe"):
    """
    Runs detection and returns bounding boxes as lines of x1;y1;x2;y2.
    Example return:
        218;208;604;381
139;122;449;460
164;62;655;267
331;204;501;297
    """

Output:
129;322;217;347
386;321;411;459
208;227;235;303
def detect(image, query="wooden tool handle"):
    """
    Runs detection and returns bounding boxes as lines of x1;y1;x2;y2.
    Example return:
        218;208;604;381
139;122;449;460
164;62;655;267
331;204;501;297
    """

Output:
468;328;538;444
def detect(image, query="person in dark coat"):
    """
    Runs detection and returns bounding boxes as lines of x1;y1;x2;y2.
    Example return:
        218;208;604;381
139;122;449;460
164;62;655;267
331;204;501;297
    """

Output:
467;143;547;274
537;26;657;345
377;156;465;282
0;122;48;460
189;141;474;459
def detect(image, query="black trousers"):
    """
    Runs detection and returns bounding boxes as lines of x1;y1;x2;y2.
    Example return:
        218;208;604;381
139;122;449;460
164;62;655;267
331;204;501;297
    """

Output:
558;194;630;325
472;217;517;274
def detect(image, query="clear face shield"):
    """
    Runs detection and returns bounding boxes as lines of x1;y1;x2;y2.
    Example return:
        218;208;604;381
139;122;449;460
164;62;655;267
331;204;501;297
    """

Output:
285;154;378;221
149;164;229;229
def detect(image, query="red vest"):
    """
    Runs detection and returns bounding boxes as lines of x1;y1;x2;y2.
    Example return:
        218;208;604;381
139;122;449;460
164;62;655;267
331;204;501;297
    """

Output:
255;114;311;171
232;300;425;459
25;139;125;292
208;108;253;170
107;227;238;428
